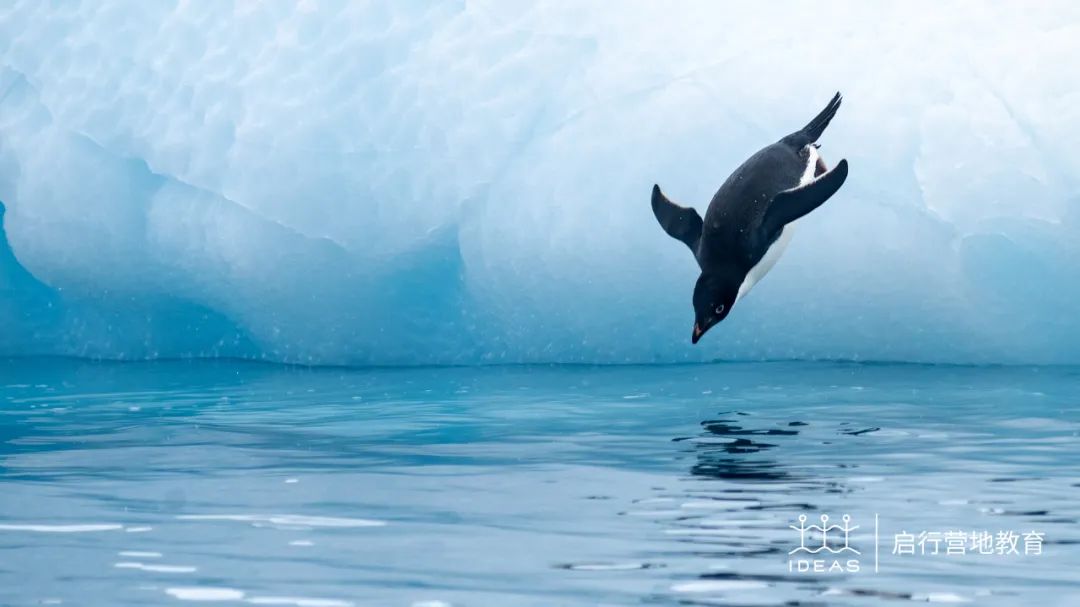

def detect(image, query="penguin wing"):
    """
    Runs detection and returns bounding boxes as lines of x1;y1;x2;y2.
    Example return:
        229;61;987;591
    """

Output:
651;184;703;254
762;159;848;236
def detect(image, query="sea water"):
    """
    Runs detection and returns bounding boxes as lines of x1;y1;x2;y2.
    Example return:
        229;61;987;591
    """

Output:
1;359;1077;606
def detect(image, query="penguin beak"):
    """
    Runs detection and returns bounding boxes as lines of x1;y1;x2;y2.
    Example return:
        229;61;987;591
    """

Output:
692;323;704;344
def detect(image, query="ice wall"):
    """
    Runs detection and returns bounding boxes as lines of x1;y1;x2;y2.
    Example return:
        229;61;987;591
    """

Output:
1;1;1079;365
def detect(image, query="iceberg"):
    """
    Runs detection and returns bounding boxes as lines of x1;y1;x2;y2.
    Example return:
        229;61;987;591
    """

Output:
1;1;1078;364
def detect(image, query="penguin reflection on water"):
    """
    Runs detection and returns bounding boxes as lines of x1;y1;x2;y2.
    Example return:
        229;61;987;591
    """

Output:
651;92;849;343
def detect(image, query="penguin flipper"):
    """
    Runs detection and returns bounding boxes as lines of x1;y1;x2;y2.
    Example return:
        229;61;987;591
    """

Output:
763;159;848;234
651;184;703;254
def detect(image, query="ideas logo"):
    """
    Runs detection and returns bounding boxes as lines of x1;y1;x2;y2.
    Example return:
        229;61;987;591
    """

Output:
786;512;1045;574
788;513;863;573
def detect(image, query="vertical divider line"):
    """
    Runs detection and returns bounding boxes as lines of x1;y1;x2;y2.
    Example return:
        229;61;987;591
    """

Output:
875;513;880;573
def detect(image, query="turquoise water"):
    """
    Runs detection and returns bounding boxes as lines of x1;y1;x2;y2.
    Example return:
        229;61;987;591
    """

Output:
1;359;1078;606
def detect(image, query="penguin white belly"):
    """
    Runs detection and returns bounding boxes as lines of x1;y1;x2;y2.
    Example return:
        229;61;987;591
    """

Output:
735;145;819;303
735;225;793;302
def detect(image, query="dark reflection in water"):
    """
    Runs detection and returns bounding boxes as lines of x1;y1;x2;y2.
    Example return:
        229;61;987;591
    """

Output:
678;413;793;481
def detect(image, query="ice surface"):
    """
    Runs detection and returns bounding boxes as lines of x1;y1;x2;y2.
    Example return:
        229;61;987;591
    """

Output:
1;1;1079;364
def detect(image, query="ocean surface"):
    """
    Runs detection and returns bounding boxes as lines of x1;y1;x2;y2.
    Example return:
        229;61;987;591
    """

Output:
1;358;1078;606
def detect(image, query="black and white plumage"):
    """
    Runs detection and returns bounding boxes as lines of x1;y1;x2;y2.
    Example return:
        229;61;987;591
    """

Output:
651;92;849;343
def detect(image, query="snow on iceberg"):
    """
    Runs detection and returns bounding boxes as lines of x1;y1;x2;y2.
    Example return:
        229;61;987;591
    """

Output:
1;1;1079;365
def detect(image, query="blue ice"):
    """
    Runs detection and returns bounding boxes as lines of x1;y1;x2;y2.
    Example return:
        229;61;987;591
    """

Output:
1;2;1079;364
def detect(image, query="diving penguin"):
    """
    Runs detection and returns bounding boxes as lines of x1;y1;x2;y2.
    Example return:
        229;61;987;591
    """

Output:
651;92;849;343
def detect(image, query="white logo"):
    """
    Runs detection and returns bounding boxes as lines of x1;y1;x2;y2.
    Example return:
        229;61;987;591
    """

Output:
788;513;862;574
785;513;1044;574
789;514;860;555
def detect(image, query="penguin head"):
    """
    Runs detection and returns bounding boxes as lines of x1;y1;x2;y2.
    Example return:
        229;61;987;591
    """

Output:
691;272;738;344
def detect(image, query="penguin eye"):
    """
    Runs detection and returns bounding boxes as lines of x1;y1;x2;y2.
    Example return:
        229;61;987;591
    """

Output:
714;304;725;315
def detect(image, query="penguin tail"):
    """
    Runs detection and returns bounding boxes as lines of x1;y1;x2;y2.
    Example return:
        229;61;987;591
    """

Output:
781;91;841;148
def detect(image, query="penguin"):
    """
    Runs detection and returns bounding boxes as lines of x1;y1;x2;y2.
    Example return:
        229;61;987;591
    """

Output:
651;92;849;344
